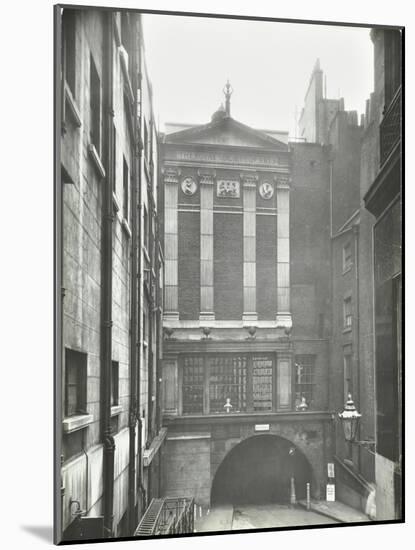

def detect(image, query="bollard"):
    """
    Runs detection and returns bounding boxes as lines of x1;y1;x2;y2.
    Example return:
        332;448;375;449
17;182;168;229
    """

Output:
306;483;311;510
290;477;296;506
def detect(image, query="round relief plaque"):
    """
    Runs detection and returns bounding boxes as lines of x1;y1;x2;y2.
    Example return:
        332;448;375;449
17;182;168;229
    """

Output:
259;181;274;199
181;176;197;196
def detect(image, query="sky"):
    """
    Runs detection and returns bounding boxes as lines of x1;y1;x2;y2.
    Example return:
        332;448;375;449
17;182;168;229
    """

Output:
142;14;374;138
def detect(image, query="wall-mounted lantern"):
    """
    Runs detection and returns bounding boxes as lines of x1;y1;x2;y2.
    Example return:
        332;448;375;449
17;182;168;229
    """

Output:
338;393;361;443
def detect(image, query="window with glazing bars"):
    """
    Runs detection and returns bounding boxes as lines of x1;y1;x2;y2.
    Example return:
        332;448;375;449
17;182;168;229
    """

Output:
209;356;247;413
65;348;87;417
182;356;204;414
294;354;315;408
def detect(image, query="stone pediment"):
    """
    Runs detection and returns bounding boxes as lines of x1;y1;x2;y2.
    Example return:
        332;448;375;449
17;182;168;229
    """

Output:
165;117;288;151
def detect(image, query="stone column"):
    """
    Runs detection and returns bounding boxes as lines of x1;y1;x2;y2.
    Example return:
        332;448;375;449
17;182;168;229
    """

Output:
163;168;180;321
199;170;215;323
276;175;292;328
242;174;258;324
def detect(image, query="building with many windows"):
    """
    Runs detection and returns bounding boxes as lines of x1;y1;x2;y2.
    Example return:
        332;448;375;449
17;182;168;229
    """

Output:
57;7;164;541
364;27;402;520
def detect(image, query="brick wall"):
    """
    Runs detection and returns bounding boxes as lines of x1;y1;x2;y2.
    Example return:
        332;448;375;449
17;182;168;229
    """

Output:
214;213;243;320
178;211;200;319
290;143;331;341
256;214;277;319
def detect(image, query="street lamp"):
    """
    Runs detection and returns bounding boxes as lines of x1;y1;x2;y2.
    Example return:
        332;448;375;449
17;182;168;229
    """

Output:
338;393;361;443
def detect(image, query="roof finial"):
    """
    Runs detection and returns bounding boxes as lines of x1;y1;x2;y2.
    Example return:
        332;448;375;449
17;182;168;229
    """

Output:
223;79;233;117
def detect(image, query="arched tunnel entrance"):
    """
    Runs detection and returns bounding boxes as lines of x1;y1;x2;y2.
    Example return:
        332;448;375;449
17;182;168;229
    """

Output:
211;435;312;506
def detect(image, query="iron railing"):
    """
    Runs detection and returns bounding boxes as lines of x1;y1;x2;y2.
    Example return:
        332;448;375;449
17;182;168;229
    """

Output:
135;497;195;536
380;86;402;167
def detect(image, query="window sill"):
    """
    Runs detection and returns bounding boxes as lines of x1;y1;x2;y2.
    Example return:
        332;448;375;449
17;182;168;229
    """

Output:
63;414;94;434
111;405;123;417
122;218;132;238
112;192;121;212
88;144;106;179
65;83;82;128
342;326;352;334
342;266;352;275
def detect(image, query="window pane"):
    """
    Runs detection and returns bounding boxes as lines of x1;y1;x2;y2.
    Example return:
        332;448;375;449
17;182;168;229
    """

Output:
209;355;247;413
294;354;315;408
252;356;273;411
182;356;204;414
65;349;87;417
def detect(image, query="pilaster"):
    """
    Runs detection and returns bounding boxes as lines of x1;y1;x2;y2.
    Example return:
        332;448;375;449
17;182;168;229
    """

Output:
242;173;258;324
199;170;215;323
163;168;180;322
276;175;292;328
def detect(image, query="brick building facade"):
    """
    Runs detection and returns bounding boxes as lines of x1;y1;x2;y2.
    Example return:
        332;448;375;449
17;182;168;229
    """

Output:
364;28;402;520
57;7;164;541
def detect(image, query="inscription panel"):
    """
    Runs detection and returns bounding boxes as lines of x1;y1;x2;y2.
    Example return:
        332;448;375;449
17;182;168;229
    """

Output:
166;148;288;168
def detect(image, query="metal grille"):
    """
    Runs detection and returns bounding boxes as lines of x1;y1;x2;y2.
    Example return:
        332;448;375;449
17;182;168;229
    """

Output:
209;355;247;413
252;356;273;411
182;356;204;414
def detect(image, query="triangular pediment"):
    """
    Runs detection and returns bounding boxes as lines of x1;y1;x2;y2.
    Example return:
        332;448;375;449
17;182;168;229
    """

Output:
165;117;288;150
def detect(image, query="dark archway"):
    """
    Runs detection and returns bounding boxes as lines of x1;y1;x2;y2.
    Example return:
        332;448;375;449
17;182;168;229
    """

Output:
211;435;312;506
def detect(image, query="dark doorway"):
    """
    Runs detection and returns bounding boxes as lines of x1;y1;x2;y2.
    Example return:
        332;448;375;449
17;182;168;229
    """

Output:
211;435;312;506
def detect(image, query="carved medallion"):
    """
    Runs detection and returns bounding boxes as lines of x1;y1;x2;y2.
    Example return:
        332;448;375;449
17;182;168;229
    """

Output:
181;176;197;196
217;180;240;198
259;181;274;199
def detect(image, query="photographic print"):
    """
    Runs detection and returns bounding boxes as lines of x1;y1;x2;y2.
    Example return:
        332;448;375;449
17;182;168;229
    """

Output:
54;3;403;544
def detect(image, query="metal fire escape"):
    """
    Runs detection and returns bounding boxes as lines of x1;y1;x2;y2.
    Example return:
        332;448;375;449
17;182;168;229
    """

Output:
134;497;195;536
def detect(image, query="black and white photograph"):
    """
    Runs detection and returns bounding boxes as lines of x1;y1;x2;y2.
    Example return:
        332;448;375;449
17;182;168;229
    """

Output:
52;2;402;545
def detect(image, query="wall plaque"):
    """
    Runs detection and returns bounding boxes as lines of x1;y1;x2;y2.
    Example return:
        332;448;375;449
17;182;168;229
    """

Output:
217;180;240;198
326;483;336;502
181;176;197;196
259;181;274;199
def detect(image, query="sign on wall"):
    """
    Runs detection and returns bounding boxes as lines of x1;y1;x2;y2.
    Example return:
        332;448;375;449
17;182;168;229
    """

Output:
326;483;336;502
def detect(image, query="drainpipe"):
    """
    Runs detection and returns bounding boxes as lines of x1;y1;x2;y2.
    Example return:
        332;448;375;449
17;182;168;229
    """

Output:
128;12;139;535
147;124;155;447
101;11;115;539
